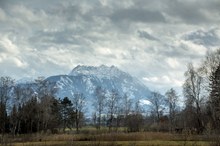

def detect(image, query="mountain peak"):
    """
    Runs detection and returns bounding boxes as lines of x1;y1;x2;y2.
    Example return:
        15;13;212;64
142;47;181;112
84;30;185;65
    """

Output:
69;65;127;79
47;64;151;105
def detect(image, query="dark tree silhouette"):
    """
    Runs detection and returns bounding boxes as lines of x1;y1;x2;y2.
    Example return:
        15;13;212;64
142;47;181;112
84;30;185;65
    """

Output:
209;63;220;130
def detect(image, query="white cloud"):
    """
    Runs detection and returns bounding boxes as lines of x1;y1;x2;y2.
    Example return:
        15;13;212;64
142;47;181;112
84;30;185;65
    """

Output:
166;57;180;69
143;77;159;82
11;5;37;22
12;57;28;68
96;47;113;56
143;75;184;93
0;0;219;95
0;35;20;54
180;40;207;56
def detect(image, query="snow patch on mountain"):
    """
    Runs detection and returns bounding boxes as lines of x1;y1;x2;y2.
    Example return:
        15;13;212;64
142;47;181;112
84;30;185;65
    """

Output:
69;65;130;80
47;65;151;102
12;65;153;116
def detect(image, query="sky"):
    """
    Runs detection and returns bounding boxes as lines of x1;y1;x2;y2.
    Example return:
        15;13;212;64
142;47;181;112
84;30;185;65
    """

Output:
0;0;220;94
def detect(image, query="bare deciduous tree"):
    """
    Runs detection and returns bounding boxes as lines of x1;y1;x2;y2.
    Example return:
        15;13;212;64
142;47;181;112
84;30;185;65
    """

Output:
106;89;119;132
165;88;178;133
183;63;205;133
126;101;144;132
122;93;132;117
93;86;106;130
201;49;220;76
149;91;166;131
121;93;132;130
73;92;86;133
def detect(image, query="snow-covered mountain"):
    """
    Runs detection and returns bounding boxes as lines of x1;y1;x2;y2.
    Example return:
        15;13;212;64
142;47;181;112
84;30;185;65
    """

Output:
46;65;151;105
69;65;130;80
14;65;152;114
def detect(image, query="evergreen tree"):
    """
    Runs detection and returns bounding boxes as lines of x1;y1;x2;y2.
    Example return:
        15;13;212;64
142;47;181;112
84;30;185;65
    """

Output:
0;77;14;136
60;97;73;132
209;63;220;130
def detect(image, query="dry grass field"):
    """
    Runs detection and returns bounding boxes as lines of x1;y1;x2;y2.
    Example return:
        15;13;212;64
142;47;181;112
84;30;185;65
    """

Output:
2;128;218;146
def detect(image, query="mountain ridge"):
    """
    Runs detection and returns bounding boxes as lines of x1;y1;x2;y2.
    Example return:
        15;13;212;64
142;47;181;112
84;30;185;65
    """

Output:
16;65;152;114
46;64;151;102
69;65;130;80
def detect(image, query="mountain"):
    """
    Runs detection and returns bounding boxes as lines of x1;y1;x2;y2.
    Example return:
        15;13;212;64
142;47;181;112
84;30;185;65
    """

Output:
46;65;152;110
15;65;152;113
69;65;131;80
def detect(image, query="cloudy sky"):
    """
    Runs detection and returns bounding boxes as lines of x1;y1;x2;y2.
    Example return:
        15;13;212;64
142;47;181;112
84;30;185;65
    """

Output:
0;0;220;94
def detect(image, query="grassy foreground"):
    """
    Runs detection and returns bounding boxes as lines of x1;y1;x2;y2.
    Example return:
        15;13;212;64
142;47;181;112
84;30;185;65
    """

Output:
1;128;219;146
12;140;210;146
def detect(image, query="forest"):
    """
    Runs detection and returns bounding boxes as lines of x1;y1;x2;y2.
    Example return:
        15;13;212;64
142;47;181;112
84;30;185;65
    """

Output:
1;49;220;146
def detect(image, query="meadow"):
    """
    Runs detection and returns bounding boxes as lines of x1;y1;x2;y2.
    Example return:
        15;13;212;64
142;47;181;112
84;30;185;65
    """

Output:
2;127;219;146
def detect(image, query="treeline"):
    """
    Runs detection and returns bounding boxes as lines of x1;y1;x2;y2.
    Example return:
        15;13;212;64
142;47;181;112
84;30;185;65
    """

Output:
0;77;86;136
182;48;220;134
1;48;220;136
0;76;180;135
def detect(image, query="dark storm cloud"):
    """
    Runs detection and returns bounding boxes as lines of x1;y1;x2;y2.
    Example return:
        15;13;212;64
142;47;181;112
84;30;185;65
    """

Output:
169;3;207;24
28;29;96;54
206;0;220;12
0;0;61;9
110;8;166;23
29;29;82;46
165;0;220;24
53;5;82;22
138;30;159;41
182;28;220;46
145;46;202;59
160;46;203;59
